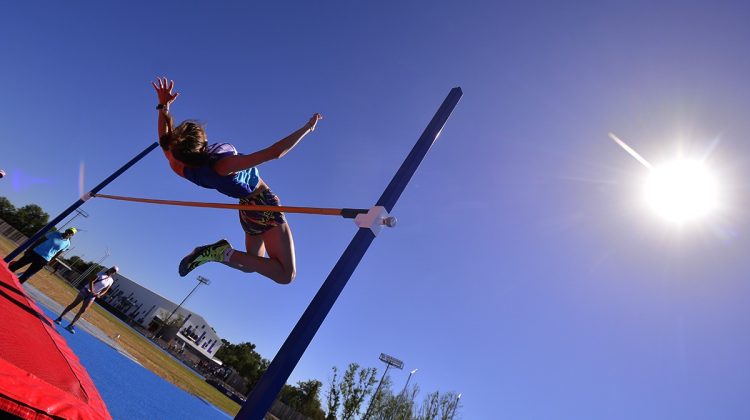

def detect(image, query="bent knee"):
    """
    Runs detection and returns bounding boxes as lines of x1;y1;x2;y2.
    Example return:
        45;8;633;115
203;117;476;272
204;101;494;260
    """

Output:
276;268;296;285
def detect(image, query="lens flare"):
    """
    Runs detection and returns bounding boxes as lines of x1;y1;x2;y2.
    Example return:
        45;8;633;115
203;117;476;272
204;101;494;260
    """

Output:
79;161;86;197
644;160;718;223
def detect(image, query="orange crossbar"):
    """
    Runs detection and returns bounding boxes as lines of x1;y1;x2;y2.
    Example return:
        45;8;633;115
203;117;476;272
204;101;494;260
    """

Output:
93;193;367;218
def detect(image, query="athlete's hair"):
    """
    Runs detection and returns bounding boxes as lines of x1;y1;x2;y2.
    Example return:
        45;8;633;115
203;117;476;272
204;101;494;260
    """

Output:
162;120;210;166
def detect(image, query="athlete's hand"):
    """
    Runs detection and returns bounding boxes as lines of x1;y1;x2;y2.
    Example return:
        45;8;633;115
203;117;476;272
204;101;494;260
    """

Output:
306;113;322;131
152;77;180;108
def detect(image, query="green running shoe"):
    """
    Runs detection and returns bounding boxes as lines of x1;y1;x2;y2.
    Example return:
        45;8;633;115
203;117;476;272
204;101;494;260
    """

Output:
179;239;231;277
65;325;76;334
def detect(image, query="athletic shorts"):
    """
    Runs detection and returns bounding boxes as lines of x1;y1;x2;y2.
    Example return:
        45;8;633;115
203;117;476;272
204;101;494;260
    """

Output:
79;288;96;302
239;186;287;236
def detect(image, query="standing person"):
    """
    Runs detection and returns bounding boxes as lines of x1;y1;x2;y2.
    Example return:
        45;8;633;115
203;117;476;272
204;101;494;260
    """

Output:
7;228;76;283
54;266;118;333
152;77;322;284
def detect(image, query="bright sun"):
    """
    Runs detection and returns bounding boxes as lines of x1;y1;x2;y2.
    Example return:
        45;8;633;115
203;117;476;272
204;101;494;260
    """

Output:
644;159;718;223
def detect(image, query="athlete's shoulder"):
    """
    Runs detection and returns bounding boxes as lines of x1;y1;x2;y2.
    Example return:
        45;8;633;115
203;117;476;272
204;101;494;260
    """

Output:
207;143;239;159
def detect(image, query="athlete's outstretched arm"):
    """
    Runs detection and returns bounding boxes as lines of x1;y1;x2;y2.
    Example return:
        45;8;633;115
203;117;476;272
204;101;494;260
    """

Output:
213;113;322;176
152;77;185;176
152;77;180;149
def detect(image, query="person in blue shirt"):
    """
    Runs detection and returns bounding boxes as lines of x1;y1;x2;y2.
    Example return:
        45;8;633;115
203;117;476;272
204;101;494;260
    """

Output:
153;78;321;285
8;227;76;283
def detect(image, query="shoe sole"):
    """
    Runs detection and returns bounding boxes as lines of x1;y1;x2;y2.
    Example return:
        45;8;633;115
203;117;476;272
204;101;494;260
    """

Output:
178;239;229;277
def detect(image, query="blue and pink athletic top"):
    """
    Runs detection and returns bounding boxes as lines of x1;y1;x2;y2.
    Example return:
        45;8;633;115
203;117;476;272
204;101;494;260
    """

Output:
182;143;260;199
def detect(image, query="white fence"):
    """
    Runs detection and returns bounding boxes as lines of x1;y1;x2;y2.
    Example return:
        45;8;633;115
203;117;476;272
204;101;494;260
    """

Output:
0;218;29;245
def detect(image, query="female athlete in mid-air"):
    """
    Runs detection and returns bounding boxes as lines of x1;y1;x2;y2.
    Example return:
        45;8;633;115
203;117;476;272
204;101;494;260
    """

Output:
153;77;321;284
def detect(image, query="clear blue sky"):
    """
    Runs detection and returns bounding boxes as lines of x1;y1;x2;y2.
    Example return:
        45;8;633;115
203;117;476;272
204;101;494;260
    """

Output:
3;1;750;418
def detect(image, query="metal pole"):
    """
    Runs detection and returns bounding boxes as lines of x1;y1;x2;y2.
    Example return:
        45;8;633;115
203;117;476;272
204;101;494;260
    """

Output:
155;276;210;338
449;393;462;420
4;142;159;262
72;265;97;288
236;88;462;420
72;248;110;288
58;246;75;260
401;368;417;396
363;363;392;420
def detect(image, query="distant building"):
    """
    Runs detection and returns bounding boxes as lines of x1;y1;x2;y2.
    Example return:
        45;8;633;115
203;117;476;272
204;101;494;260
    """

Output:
100;273;223;362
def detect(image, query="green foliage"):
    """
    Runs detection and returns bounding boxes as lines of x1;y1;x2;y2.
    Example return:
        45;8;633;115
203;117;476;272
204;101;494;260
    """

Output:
215;339;327;418
15;204;49;236
64;255;91;272
364;374;407;420
279;380;326;420
326;366;341;420
337;363;378;420
166;314;185;327
324;362;462;420
366;387;461;420
416;391;461;420
0;197;49;236
214;341;269;388
0;197;16;222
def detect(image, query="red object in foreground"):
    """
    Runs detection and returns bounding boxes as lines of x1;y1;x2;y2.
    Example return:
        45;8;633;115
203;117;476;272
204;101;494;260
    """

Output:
0;260;111;420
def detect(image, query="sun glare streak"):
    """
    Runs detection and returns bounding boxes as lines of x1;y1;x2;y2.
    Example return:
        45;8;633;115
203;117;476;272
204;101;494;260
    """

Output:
608;132;653;170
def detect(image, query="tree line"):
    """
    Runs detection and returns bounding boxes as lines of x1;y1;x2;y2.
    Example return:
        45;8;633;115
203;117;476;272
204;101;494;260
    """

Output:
216;341;462;419
0;196;49;237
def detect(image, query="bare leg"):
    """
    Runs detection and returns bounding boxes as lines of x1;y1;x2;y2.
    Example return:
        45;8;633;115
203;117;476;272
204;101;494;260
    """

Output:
246;234;266;258
56;293;85;321
221;234;264;274
223;223;296;284
69;299;94;326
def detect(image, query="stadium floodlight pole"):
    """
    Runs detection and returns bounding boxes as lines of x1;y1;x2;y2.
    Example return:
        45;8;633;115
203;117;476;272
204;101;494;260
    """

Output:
4;142;160;263
236;87;463;420
401;368;418;396
155;275;210;339
363;353;405;420
449;393;462;420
